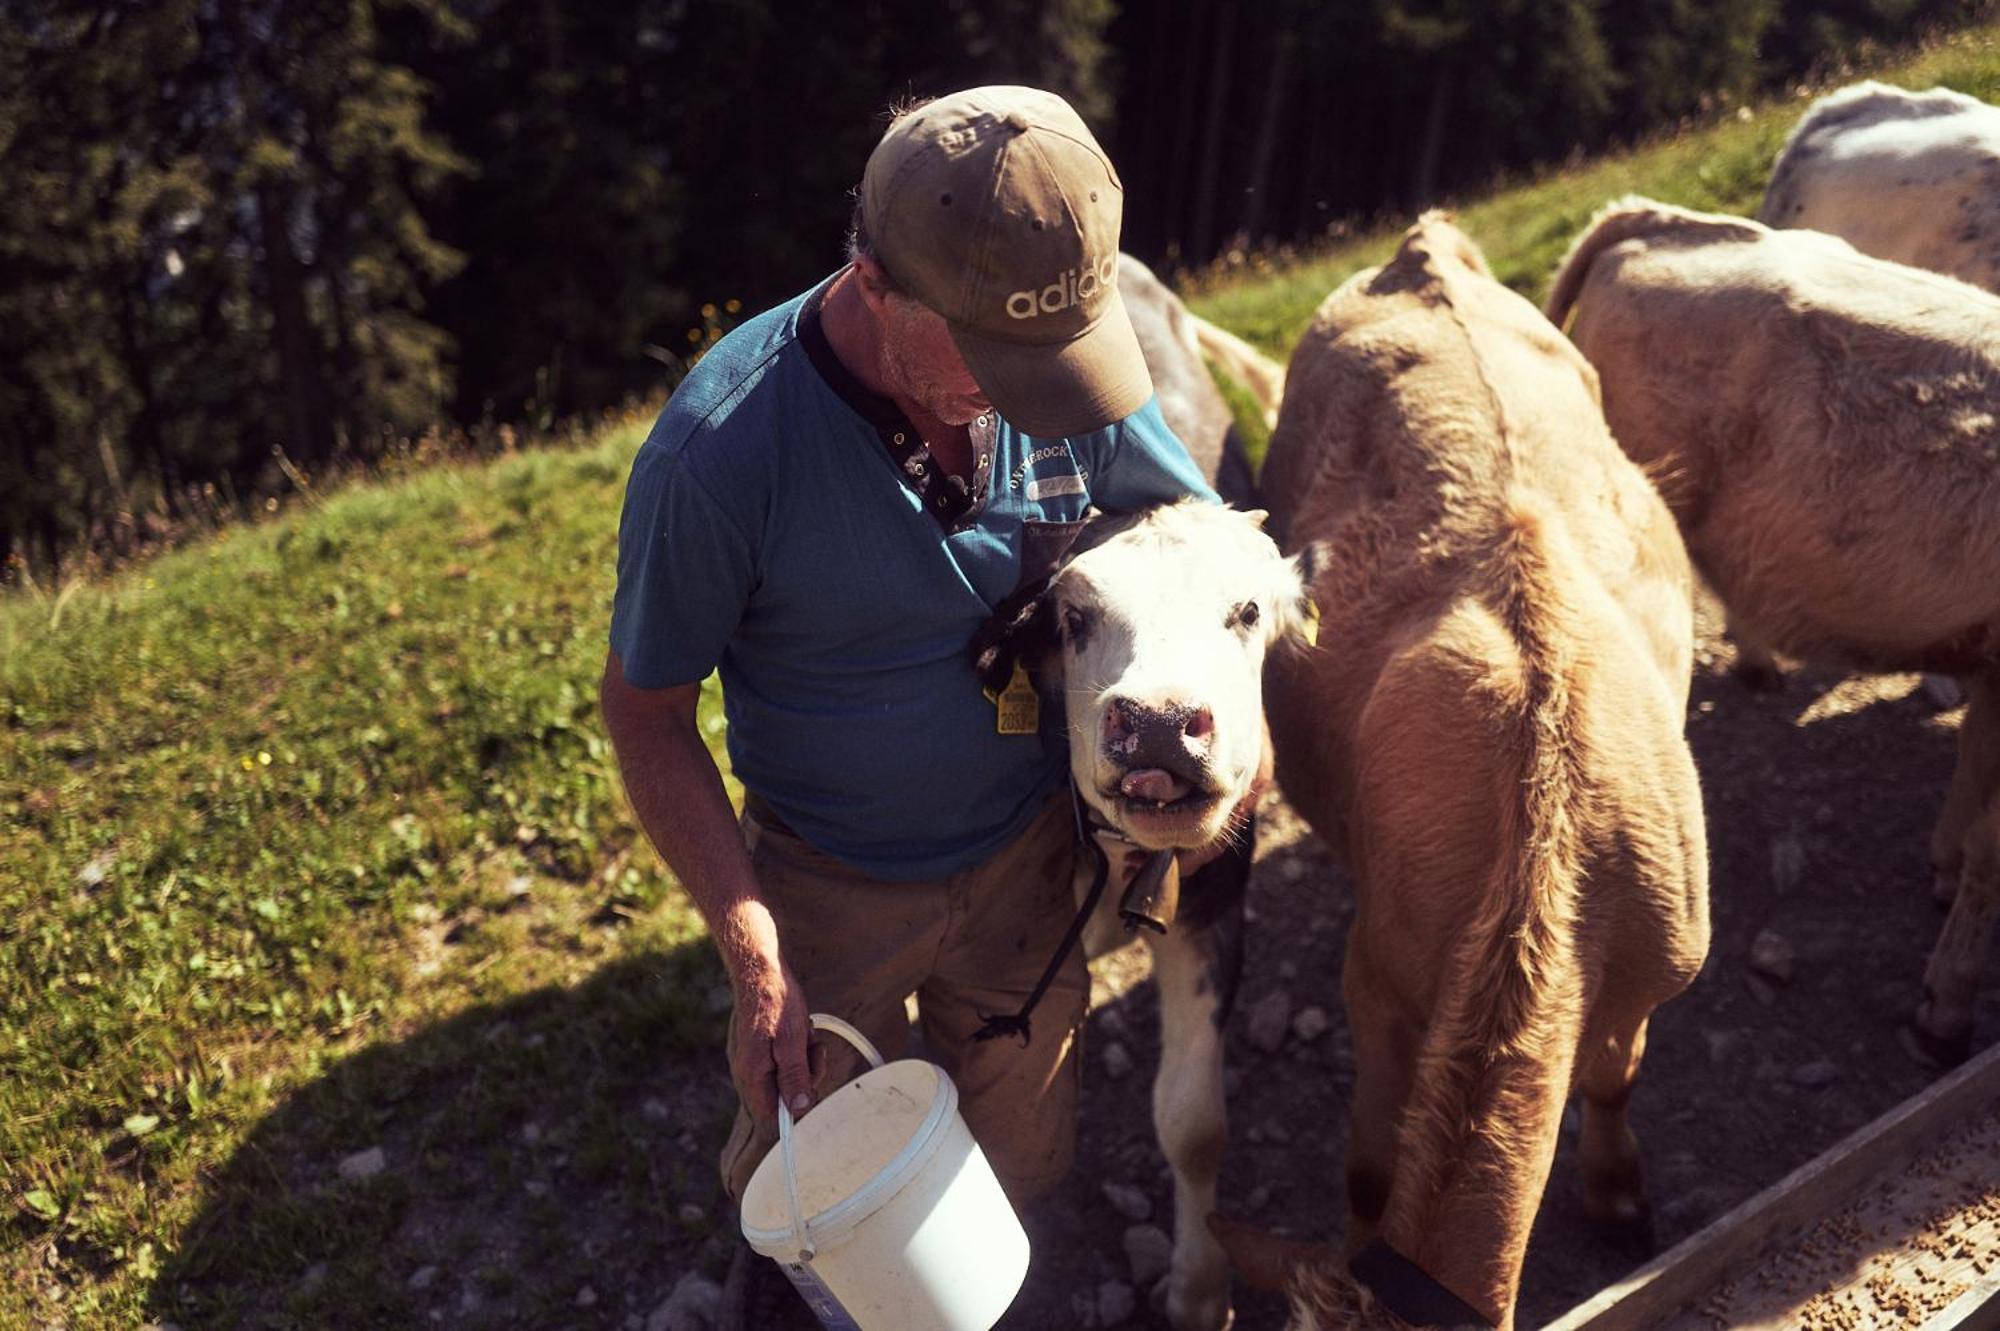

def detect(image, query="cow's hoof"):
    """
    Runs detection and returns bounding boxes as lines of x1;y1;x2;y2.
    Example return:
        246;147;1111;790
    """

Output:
1586;1199;1656;1260
1157;1279;1233;1331
1732;659;1785;693
1899;1011;1970;1069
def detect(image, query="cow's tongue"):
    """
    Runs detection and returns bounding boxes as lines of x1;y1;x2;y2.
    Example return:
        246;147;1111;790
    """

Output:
1120;768;1192;805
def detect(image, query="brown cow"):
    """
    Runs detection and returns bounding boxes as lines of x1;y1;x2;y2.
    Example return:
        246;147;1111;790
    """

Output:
1546;196;2000;1068
1222;215;1710;1330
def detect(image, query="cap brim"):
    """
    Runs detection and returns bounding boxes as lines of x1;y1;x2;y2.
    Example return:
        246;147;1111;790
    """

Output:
948;287;1155;437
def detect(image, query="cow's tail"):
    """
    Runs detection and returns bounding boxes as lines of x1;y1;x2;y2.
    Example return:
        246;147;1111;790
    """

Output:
1382;502;1593;1324
1189;312;1286;428
1544;196;1763;330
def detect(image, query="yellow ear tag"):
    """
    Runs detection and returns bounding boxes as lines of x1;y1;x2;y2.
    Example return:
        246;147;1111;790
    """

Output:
993;662;1041;735
1302;599;1321;648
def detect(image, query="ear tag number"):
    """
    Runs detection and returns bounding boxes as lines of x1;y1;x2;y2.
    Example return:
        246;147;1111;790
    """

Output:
993;663;1041;735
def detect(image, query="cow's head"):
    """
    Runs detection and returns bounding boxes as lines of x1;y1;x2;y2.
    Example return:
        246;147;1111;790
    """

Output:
973;501;1326;851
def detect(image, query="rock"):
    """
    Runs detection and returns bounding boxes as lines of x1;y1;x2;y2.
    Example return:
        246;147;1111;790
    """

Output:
1744;973;1779;1008
1246;990;1292;1052
337;1146;386;1182
647;1271;722;1331
1703;1029;1739;1066
408;1265;439;1291
1792;1059;1839;1089
1103;1041;1134;1081
1291;1005;1330;1043
1124;1224;1173;1287
576;1285;599;1308
1245;1184;1272;1211
677;1202;706;1226
1102;1181;1154;1222
1097;1279;1138;1326
1749;929;1795;983
1923;674;1965;710
1769;833;1807;894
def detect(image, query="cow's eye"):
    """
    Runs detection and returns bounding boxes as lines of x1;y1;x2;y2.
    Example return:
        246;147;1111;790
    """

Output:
1231;601;1260;630
1061;605;1091;646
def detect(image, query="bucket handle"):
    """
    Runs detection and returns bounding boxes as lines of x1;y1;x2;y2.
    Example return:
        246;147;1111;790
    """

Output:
777;1013;886;1262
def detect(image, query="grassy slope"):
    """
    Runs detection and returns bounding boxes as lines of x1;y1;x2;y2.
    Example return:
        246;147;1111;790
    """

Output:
1;425;732;1326
1187;25;2000;360
6;22;2000;1328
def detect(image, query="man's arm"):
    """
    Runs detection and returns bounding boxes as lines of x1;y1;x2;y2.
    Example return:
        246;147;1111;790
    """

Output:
599;649;815;1125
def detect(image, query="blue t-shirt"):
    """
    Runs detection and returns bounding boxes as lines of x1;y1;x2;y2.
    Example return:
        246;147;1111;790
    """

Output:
609;273;1217;880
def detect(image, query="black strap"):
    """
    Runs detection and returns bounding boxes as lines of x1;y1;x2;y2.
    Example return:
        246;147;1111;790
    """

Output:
973;786;1111;1045
1349;1237;1495;1330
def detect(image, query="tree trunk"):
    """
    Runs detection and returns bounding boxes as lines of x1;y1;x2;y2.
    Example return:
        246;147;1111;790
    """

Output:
257;180;335;467
1237;27;1291;246
1413;63;1455;210
1188;0;1235;262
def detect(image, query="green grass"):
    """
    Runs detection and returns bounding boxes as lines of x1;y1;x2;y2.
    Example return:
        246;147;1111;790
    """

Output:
8;19;2000;1328
2;422;737;1327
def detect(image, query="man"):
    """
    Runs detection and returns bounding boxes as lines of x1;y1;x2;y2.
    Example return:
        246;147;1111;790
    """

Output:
599;85;1216;1321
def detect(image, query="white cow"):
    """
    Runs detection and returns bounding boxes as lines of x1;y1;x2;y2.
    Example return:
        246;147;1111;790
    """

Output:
968;262;1300;1331
1760;80;2000;293
972;501;1321;1331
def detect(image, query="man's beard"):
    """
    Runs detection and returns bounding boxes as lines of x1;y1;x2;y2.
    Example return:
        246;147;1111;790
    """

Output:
882;303;988;426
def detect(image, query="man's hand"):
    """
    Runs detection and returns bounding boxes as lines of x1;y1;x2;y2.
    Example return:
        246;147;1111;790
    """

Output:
730;951;821;1127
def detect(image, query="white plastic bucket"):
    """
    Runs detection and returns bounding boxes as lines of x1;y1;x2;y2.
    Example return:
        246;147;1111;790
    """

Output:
739;1013;1031;1330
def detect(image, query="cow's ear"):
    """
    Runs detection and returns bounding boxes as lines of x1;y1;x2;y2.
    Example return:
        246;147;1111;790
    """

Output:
968;578;1060;694
1279;541;1332;648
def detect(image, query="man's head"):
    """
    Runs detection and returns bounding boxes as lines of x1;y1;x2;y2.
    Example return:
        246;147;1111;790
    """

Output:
851;86;1152;436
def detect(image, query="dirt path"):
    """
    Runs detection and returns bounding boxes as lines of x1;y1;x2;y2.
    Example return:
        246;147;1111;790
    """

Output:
1003;598;1999;1329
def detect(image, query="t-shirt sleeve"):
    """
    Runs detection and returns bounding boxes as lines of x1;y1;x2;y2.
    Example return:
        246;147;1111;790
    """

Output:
608;441;756;689
1087;394;1222;512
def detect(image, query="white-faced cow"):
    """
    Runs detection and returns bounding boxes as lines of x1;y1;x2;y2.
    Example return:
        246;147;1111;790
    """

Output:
1217;215;1710;1331
1760;81;2000;294
1546;197;2000;1068
969;263;1301;1331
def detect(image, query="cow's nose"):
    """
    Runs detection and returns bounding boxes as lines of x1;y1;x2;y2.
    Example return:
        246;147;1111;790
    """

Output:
1103;698;1215;756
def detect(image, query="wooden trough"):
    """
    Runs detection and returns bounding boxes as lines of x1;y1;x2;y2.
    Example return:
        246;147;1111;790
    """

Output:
1544;1041;2000;1331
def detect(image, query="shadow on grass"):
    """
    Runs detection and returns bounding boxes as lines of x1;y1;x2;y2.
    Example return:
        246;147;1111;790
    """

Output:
147;940;739;1330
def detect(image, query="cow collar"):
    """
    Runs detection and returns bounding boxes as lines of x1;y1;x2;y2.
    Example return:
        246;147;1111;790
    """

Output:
1349;1237;1496;1330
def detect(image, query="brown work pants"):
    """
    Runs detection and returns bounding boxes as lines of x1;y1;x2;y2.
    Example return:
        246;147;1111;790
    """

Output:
719;792;1089;1207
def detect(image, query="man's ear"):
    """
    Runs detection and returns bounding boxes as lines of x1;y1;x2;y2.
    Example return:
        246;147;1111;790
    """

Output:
968;579;1060;694
850;252;897;309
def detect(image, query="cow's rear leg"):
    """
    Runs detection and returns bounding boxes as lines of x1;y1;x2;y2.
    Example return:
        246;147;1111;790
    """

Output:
1148;844;1248;1331
1341;943;1417;1252
1913;673;2000;1066
1576;1011;1656;1255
